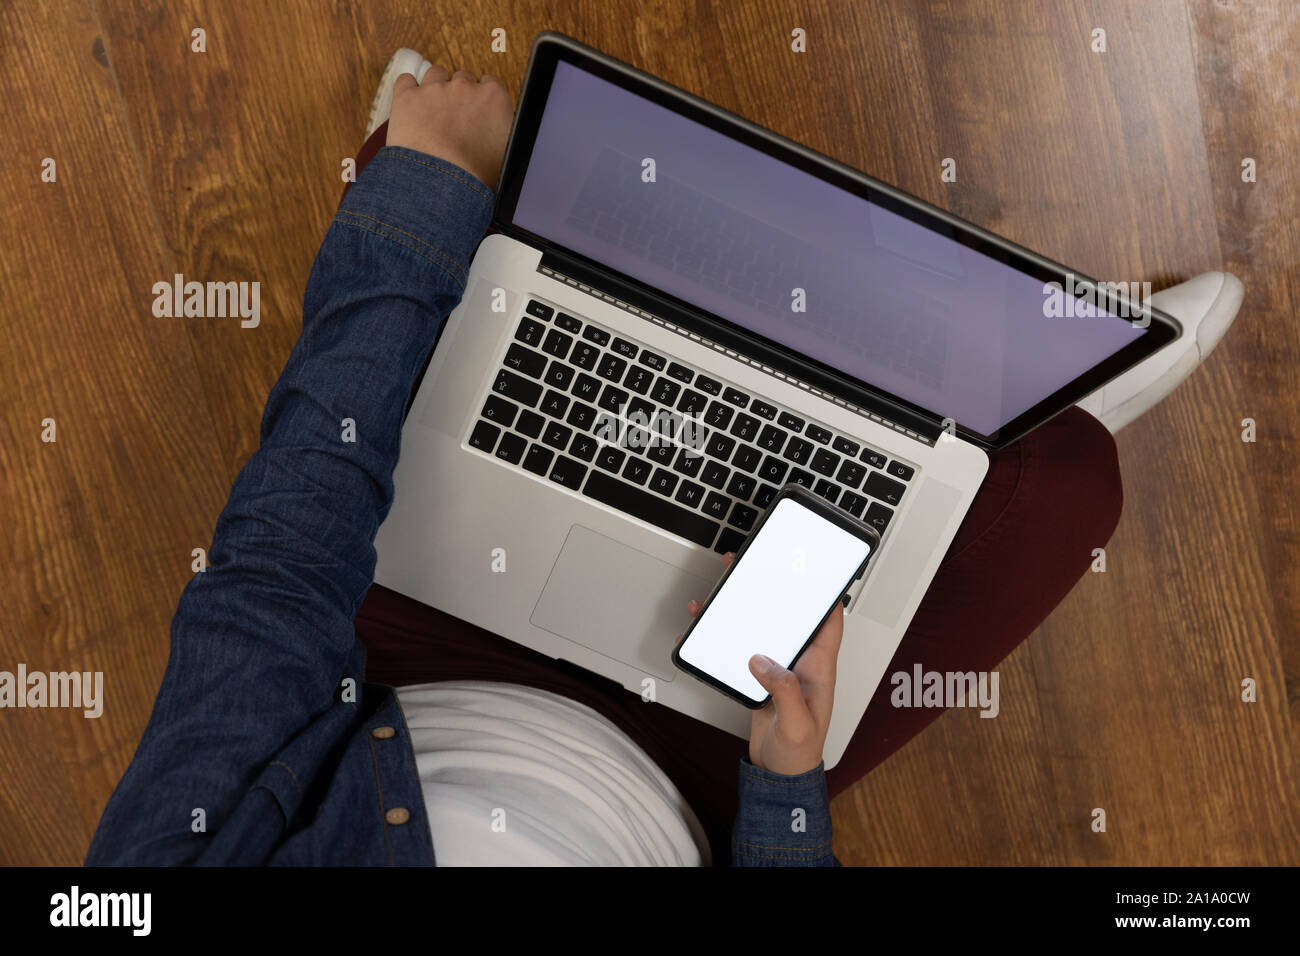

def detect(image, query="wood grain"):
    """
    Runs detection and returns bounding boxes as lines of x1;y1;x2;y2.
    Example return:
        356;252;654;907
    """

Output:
0;0;1294;864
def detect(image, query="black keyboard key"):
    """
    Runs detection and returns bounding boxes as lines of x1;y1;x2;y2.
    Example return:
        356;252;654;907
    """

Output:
525;299;553;321
543;362;575;391
650;377;681;405
728;503;758;531
732;444;762;473
833;436;860;457
705;432;736;461
700;460;730;490
788;468;815;488
627;395;656;418
677;389;707;415
481;395;517;428
595;445;626;473
639;350;667;371
861;448;888;469
646;442;676;466
666;362;694;383
569;432;598;462
702;491;730;519
554;312;582;334
778;412;805;431
886;460;916;481
621;457;652;485
730;413;761;442
758;456;789;484
813;479;839;503
715;527;746;556
810;448;839;477
726;472;756;500
542;328;572;359
493;368;543;407
542;421;572;450
704;401;734;429
566;402;597;431
676;416;708;455
572;372;602;401
722;387;748;407
540;389;570;419
624;366;654;395
522;443;553;475
784;436;813;464
649;468;678;497
548;455;587;490
839;491;867;518
516;409;544;439
836;460;866;489
695;375;722;395
750;400;777;420
673;446;704;478
675;480;705;508
469;420;499;452
514;317;545;347
583;471;721;548
611;337;638;359
757;424;786;453
753;484;778;510
582;325;610;346
864;501;893;534
805;424;832;444
597;353;627;381
597;384;629;413
495;432;526;464
570;342;600;372
864;471;906;506
504;343;547;378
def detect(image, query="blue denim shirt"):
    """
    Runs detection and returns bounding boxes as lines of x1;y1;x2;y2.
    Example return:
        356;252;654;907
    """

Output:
85;146;839;867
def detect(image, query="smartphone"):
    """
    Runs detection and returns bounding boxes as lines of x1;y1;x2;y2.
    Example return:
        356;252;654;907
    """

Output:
672;483;881;708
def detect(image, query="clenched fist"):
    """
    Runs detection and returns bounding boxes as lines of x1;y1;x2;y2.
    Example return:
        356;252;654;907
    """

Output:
386;66;514;191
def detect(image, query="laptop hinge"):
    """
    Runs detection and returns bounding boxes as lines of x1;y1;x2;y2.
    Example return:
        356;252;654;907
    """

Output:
535;246;945;447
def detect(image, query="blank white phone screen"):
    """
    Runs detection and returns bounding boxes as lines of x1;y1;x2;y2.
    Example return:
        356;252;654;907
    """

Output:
678;497;874;704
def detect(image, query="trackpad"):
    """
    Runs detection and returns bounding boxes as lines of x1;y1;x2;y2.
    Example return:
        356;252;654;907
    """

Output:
531;525;714;681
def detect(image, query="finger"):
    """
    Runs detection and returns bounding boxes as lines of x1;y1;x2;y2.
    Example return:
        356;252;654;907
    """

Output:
749;655;815;735
479;73;506;87
721;551;735;569
392;72;420;96
451;69;477;83
686;599;702;617
424;63;450;82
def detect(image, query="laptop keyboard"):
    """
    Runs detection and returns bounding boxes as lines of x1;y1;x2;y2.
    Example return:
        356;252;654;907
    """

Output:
466;298;916;554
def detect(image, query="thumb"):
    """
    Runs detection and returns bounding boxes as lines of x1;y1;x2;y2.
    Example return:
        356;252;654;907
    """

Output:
749;654;812;725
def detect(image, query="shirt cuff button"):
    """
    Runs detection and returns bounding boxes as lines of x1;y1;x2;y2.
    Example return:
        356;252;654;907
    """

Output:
385;807;410;825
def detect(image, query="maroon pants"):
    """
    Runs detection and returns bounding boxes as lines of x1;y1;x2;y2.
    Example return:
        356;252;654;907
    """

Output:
347;123;1124;863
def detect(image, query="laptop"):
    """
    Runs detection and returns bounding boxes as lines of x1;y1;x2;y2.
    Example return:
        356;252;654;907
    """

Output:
373;32;1180;768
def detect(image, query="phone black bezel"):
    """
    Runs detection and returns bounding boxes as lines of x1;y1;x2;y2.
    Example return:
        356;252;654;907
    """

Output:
670;483;882;710
491;31;1183;451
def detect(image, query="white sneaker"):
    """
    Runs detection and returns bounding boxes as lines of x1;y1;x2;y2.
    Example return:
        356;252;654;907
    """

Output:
1076;271;1245;433
366;48;434;139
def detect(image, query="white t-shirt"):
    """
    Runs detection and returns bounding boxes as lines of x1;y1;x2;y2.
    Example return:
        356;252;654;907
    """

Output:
394;680;712;866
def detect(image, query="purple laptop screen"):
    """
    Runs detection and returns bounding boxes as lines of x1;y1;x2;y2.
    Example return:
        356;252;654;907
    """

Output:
513;61;1144;436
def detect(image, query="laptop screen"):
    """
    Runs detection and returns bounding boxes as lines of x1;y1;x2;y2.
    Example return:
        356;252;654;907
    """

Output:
509;55;1156;441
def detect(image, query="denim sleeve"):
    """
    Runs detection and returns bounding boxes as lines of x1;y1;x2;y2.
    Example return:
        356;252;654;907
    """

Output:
85;147;494;863
732;757;841;866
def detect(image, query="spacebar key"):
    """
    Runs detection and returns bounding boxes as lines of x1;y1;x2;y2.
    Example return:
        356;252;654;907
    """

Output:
582;471;720;548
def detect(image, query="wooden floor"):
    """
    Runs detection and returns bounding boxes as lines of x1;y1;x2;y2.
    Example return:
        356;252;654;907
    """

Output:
1;0;1296;865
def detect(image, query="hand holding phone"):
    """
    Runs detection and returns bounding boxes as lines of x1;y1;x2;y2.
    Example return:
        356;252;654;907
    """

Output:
673;484;879;775
683;553;847;776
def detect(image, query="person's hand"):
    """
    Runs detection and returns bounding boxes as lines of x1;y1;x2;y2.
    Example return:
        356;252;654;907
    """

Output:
386;65;514;190
678;552;845;776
